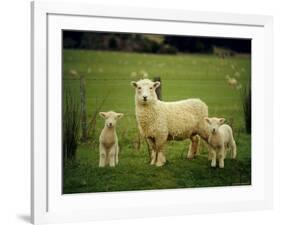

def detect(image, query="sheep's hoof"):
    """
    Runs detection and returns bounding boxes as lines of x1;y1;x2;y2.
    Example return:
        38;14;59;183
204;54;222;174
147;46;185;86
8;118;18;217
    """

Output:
187;155;194;160
155;161;165;167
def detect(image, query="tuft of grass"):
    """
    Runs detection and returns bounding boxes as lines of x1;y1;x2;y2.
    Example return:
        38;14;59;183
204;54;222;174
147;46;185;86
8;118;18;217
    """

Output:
242;78;251;134
63;87;80;161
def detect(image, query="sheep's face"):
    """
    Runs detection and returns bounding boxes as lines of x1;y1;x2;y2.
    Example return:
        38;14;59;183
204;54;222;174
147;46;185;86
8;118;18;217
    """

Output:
99;111;124;128
204;117;225;134
131;79;160;105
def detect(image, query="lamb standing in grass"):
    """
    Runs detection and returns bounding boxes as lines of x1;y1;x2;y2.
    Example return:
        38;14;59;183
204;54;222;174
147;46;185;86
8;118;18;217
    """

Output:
99;111;123;167
205;117;237;168
226;75;238;87
131;79;209;167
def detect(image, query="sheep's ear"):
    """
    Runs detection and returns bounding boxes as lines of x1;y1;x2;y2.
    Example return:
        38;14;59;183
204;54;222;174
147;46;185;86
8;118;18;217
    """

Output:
204;117;211;124
99;112;107;118
153;81;160;89
116;113;124;119
219;118;225;125
131;81;138;88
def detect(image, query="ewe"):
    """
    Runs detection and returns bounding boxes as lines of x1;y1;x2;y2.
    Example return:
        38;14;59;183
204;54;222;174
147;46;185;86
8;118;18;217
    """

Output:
205;117;237;168
131;79;209;167
99;111;123;167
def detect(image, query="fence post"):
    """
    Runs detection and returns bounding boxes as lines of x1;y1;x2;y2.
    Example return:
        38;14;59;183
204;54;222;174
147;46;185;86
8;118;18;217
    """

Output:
153;76;162;100
80;74;87;142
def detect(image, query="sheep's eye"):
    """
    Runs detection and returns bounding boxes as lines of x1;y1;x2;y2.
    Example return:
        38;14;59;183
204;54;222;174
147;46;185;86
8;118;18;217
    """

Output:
150;87;153;90
138;87;141;90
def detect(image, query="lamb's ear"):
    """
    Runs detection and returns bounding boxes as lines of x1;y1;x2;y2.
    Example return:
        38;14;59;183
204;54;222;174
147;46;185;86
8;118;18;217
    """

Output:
99;112;107;119
131;81;138;88
219;118;226;125
116;113;124;119
153;81;161;89
204;117;211;124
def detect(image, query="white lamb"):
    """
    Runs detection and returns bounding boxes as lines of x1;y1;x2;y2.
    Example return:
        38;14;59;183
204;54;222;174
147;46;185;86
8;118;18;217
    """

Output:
131;79;209;167
205;117;237;168
226;75;238;87
99;111;123;167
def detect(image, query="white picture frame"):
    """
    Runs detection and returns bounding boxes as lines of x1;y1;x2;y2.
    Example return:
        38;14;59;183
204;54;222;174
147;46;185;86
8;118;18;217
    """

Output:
31;1;273;224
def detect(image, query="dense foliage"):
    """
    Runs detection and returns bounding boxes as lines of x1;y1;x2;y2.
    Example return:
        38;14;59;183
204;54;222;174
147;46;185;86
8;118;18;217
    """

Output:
63;31;251;54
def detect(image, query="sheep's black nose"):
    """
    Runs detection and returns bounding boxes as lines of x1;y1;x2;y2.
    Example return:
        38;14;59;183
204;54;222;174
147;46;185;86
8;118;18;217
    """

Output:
212;128;215;133
143;96;147;101
109;123;112;127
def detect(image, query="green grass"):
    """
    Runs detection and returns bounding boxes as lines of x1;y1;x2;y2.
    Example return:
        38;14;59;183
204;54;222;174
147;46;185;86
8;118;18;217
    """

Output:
63;50;251;194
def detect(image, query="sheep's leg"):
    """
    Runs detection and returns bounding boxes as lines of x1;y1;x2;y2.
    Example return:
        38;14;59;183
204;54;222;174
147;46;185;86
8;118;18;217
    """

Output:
150;150;157;165
156;149;166;167
155;152;165;167
231;140;237;159
218;147;225;168
210;148;216;167
223;144;228;158
187;135;200;159
108;146;116;167
99;145;106;168
160;149;166;163
146;137;157;165
155;142;166;167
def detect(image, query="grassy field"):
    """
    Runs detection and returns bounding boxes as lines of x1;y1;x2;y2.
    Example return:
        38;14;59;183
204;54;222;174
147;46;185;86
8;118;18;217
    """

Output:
63;49;251;194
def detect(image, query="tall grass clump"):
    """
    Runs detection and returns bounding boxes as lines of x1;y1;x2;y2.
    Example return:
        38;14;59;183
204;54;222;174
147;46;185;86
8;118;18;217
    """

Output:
242;78;251;134
63;87;80;161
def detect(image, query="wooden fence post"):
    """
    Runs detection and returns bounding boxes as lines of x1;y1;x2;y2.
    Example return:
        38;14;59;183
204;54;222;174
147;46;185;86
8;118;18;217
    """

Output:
80;74;87;142
153;76;162;100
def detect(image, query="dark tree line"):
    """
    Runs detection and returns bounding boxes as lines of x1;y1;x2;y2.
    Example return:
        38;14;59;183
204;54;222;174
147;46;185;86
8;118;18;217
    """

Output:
63;31;251;54
164;36;250;53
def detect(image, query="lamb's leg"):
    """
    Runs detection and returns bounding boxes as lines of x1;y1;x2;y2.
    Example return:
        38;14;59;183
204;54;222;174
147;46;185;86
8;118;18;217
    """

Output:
218;147;225;168
210;148;216;167
108;146;116;167
187;135;200;159
99;145;106;168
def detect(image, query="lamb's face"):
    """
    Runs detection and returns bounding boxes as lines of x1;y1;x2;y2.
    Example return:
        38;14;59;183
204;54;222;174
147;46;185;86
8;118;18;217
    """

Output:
204;117;225;134
131;79;160;105
99;111;124;128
